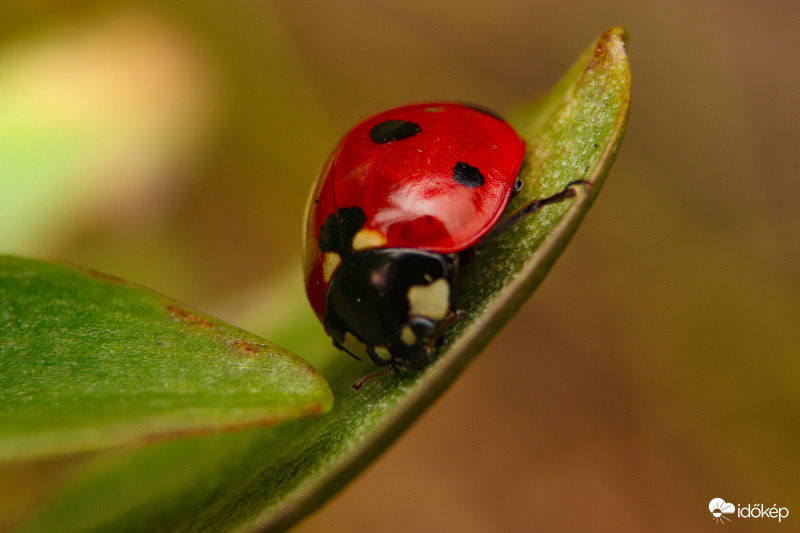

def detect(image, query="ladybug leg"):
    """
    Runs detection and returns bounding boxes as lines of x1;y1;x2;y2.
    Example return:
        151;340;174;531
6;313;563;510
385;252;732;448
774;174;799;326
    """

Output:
351;369;395;391
352;310;464;391
479;179;591;246
425;308;464;349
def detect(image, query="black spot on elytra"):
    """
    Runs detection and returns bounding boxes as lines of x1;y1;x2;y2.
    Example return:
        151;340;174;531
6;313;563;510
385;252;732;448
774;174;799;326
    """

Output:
370;120;421;143
318;214;342;253
318;207;367;257
453;162;485;188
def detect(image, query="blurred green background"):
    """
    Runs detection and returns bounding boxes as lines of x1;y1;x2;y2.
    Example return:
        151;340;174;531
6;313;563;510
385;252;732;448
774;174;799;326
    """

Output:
1;1;798;531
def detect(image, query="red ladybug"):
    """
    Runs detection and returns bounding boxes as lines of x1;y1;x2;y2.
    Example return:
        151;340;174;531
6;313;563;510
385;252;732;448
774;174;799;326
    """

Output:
303;102;579;388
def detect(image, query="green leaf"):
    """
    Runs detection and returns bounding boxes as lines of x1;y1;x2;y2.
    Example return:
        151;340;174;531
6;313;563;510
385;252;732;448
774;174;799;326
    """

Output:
4;27;630;533
0;256;333;462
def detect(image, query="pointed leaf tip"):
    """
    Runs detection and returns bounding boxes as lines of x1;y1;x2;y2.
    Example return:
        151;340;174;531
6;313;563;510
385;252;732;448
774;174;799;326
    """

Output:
5;27;631;533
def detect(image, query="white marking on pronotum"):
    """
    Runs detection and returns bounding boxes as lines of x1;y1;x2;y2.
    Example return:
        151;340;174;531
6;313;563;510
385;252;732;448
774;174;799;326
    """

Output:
407;278;450;321
400;325;417;346
373;346;393;362
352;229;387;251
322;252;341;282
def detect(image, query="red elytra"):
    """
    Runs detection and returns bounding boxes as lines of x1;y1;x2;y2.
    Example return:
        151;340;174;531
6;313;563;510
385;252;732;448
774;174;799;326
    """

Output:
303;102;526;324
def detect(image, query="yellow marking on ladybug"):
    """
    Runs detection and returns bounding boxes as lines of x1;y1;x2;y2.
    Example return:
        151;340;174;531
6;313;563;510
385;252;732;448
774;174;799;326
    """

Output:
352;229;387;251
407;278;450;321
342;331;371;364
373;345;393;362
401;325;417;346
322;252;341;282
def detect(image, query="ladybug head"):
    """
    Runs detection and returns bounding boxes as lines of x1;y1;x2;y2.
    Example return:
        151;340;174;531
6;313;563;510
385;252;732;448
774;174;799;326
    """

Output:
324;248;458;371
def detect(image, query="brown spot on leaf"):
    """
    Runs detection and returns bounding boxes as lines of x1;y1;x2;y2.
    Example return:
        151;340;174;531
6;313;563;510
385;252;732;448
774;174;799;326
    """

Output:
303;403;324;416
586;33;610;71
593;40;607;59
231;339;263;356
164;303;216;328
583;28;627;79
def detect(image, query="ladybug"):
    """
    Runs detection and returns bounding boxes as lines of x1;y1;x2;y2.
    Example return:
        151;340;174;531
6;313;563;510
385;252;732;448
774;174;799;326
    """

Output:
303;102;581;389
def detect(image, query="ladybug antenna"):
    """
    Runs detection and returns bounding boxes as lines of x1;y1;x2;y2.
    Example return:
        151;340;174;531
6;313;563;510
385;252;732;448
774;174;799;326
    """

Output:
352;369;394;391
479;179;591;246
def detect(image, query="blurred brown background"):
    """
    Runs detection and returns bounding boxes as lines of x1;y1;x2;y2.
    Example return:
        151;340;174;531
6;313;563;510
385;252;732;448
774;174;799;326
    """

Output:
1;1;798;531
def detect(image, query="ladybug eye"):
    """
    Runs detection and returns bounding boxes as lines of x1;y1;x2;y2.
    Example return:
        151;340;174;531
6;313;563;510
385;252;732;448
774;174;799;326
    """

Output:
453;162;485;188
370;120;421;143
